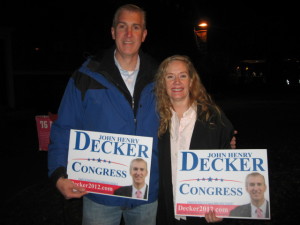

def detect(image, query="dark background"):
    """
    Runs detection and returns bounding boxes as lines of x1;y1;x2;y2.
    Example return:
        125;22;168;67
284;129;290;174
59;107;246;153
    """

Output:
1;0;300;112
1;0;300;224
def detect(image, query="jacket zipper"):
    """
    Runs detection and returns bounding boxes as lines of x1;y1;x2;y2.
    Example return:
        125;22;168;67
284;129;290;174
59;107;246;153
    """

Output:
100;69;137;125
132;97;137;125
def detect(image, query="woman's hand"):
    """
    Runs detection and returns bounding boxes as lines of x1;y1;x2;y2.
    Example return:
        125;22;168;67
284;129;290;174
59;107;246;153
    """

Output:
204;210;223;223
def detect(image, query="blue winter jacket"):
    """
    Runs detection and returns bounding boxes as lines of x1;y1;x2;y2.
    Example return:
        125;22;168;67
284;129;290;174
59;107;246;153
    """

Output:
48;47;159;208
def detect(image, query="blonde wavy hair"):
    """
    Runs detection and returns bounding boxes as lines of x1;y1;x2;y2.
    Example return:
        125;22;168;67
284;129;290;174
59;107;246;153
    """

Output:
154;55;221;136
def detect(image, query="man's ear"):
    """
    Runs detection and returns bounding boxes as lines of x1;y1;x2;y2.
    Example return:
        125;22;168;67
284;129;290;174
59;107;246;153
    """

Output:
141;29;147;42
111;27;116;40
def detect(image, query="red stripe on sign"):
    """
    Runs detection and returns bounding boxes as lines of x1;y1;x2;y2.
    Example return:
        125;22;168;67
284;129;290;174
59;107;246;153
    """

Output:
70;179;122;195
176;203;238;216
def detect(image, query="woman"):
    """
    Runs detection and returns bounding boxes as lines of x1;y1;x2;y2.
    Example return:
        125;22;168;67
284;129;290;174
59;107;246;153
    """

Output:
155;55;234;224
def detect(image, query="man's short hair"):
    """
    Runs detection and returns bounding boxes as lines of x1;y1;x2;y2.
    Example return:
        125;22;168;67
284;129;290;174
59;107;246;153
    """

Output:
130;158;148;171
112;4;147;29
245;172;265;186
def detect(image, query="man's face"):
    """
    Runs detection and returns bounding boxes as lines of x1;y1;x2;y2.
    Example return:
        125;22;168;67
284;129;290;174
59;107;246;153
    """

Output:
111;9;147;57
130;160;148;186
246;175;267;202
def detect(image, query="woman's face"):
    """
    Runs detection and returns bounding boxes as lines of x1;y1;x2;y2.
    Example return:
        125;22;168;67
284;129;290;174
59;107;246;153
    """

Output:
164;60;192;104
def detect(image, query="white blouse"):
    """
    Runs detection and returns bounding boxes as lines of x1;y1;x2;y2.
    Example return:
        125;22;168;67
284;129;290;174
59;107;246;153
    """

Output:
170;105;197;220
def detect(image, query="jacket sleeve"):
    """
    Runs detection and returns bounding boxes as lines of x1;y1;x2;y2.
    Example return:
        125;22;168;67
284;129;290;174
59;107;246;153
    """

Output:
219;110;235;149
47;71;84;185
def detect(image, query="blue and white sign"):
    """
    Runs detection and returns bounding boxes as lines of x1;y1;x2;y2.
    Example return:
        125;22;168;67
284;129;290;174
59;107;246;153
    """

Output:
67;129;153;200
175;149;270;219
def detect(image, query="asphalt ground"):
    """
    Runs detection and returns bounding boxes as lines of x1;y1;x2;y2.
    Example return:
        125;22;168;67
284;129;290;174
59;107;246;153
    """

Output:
2;85;300;225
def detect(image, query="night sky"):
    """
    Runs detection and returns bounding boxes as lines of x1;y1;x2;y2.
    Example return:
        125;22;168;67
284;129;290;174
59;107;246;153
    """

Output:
2;0;300;70
1;0;300;111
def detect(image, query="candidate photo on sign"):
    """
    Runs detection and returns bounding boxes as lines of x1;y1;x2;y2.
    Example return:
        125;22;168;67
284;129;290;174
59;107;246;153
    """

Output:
114;158;149;199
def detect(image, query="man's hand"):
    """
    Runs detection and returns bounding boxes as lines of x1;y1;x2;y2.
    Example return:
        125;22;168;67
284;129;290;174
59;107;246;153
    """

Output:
56;177;87;199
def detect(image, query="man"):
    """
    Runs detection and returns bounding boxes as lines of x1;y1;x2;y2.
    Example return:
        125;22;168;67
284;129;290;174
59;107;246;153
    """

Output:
48;4;159;225
114;158;149;199
229;172;270;219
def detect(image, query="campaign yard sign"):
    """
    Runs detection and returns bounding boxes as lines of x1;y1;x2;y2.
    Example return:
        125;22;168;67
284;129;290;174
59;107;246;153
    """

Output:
67;129;153;201
175;149;270;219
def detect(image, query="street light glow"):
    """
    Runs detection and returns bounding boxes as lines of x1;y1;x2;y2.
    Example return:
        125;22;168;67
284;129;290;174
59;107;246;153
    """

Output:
194;20;209;47
198;22;208;27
